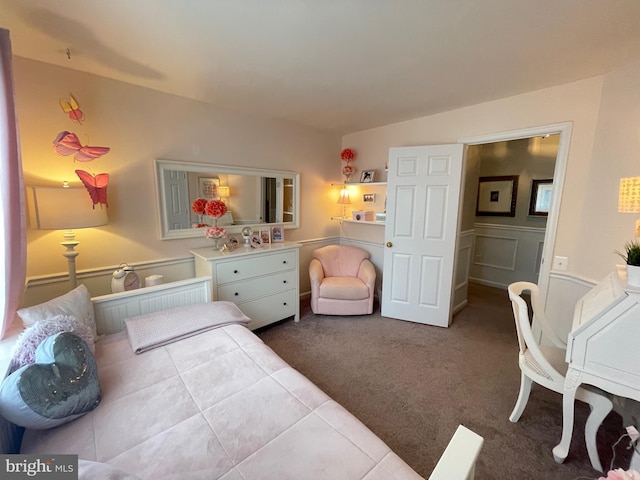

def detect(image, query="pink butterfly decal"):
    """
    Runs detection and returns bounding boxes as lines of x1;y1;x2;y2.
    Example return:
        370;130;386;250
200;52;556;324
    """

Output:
53;131;110;162
75;169;110;207
59;93;84;124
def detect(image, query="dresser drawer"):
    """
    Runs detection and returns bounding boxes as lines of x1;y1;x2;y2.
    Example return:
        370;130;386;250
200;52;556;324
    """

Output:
216;251;296;284
217;270;296;303
239;289;298;329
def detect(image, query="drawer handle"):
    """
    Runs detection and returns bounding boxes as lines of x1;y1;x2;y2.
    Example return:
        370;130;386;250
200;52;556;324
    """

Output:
283;280;287;284
283;302;287;306
233;270;238;274
283;260;287;264
234;292;239;296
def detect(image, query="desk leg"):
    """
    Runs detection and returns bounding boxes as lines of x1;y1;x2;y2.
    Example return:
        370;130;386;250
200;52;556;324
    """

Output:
553;368;580;464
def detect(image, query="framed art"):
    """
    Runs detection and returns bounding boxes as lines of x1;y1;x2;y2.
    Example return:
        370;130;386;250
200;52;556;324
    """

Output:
271;224;284;242
476;175;518;217
250;233;262;248
198;177;219;200
259;229;271;244
360;170;375;183
529;179;553;216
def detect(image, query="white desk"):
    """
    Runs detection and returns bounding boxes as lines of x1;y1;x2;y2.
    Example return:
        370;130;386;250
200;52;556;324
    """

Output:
553;270;640;468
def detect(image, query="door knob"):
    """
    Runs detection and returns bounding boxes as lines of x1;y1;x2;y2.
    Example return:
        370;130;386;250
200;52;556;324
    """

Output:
386;241;393;248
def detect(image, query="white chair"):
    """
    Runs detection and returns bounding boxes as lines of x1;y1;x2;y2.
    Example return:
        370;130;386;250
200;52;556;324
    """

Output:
508;281;613;472
428;425;484;480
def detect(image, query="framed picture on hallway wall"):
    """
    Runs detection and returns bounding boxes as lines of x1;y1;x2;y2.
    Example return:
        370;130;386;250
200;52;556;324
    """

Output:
476;175;518;217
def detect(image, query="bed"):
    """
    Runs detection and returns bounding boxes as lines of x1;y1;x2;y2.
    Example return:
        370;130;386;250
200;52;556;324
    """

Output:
2;279;483;479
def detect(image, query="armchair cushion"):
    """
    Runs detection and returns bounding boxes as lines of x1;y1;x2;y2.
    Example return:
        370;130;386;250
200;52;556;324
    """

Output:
319;277;369;300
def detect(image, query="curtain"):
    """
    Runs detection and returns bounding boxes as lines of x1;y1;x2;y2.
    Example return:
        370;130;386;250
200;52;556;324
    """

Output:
0;28;26;339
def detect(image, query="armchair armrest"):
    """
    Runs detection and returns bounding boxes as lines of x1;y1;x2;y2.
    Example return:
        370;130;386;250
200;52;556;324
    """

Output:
357;259;376;294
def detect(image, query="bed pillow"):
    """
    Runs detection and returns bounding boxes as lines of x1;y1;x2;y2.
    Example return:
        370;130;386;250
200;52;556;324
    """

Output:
10;314;95;370
17;285;97;340
0;332;101;430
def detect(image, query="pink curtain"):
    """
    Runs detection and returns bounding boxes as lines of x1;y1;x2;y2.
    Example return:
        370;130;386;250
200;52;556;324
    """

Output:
0;28;26;339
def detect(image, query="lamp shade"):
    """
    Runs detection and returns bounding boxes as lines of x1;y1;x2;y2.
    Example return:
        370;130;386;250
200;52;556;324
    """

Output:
618;176;640;213
337;187;351;205
217;185;230;198
31;186;108;230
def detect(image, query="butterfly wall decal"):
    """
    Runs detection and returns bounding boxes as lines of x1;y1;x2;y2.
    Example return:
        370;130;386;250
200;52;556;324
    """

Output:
75;169;109;207
53;131;110;162
59;93;84;124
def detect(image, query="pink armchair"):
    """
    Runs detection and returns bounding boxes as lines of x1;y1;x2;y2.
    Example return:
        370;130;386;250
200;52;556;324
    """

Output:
309;245;376;315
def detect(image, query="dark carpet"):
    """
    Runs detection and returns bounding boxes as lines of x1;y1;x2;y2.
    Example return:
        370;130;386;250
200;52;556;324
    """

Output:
257;283;631;479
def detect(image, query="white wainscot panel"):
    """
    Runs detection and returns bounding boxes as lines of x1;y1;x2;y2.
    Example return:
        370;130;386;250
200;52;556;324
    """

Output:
470;223;546;289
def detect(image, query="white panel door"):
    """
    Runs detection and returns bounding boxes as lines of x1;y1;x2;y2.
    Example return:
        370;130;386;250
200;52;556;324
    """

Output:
163;169;190;229
381;144;464;327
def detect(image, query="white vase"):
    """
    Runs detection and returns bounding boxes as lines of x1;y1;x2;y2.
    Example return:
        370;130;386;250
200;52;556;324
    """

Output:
627;264;640;287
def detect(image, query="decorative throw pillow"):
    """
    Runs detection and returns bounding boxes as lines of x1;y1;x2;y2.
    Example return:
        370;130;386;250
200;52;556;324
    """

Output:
17;285;98;340
10;315;94;370
0;332;101;430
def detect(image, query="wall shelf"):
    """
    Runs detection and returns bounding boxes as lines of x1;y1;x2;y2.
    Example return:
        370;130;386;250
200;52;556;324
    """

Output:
331;217;385;225
331;182;387;187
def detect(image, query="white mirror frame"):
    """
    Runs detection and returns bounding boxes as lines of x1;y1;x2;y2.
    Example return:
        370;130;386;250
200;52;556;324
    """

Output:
155;159;300;240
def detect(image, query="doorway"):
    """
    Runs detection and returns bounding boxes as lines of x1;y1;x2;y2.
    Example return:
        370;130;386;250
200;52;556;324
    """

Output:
459;122;572;307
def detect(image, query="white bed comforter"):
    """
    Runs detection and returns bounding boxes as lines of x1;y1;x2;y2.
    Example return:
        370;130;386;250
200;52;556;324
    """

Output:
21;320;423;479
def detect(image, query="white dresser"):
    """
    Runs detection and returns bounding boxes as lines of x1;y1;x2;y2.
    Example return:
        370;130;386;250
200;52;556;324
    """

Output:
190;242;301;330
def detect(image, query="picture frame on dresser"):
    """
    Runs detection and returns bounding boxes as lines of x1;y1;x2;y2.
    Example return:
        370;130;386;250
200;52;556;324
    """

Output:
271;224;284;242
259;229;271;244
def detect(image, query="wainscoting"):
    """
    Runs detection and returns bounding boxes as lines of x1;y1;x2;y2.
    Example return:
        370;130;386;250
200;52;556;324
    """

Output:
469;222;546;289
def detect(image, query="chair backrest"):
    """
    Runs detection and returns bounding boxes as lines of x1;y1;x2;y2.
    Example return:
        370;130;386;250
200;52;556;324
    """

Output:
507;282;566;381
312;245;370;278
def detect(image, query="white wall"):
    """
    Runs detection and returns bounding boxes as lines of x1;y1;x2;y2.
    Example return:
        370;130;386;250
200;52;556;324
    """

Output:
14;57;341;300
341;75;619;281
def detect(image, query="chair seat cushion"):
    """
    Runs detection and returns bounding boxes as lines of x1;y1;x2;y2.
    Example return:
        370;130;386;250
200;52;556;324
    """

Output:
319;277;369;300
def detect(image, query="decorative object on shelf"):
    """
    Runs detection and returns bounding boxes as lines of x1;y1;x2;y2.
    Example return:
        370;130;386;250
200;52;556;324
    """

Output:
241;226;253;247
618;176;640;238
271;224;284;242
223;235;239;252
260;229;271;244
360;170;375;183
337;186;351;218
352;210;375;222
205;226;227;251
30;184;109;289
250;233;263;248
363;193;375;203
615;240;640;286
476;175;518;217
341;148;356;183
111;264;141;293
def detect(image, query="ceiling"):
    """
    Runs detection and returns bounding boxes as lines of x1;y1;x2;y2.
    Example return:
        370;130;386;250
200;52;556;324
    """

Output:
3;0;640;135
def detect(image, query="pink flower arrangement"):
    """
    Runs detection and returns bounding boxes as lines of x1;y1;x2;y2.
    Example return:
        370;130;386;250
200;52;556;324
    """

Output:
205;199;227;218
340;148;356;161
191;198;208;215
205;226;226;239
342;164;354;176
599;469;640;480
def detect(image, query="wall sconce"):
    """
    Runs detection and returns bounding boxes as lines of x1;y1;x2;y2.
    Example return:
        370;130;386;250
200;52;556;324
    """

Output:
30;185;109;288
337;187;351;218
618;176;640;237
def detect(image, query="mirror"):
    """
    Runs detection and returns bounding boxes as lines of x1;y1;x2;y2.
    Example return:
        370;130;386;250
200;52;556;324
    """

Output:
155;159;300;240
